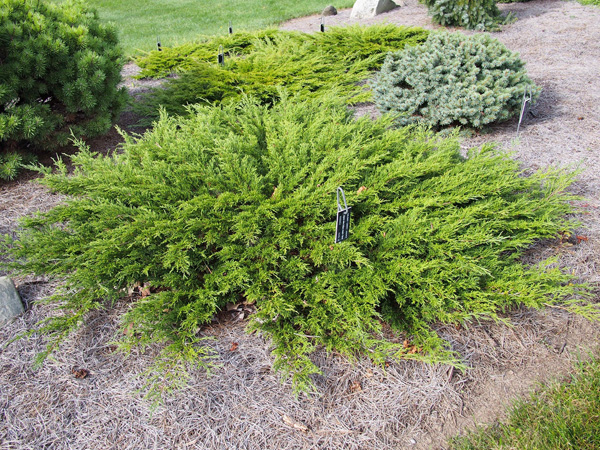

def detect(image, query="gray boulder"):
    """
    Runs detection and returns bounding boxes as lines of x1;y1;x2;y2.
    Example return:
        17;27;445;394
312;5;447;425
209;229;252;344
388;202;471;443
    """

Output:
322;5;338;16
0;277;24;326
350;0;398;19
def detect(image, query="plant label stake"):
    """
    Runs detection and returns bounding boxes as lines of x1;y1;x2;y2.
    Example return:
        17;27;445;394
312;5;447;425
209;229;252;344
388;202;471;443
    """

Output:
335;187;351;244
218;45;224;66
516;86;532;136
229;21;233;34
320;16;325;32
157;36;162;52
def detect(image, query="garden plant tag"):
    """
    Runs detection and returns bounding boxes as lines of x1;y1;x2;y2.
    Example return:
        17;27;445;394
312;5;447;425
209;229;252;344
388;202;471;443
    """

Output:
229;21;233;34
320;17;325;33
156;36;162;51
218;45;224;65
335;187;351;243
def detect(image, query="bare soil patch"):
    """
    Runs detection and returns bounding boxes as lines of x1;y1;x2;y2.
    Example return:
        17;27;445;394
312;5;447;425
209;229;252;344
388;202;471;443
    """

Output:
2;1;600;449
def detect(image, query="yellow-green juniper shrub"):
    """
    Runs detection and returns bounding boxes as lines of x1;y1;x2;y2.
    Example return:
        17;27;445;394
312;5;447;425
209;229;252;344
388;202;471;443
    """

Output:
2;94;589;390
134;25;429;122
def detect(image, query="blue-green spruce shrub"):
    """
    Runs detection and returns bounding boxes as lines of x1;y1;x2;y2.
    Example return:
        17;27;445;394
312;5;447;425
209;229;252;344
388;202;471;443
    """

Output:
372;32;540;129
420;0;503;30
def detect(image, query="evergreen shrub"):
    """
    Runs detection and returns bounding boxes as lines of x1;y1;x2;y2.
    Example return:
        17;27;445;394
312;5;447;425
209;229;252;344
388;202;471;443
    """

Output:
0;152;22;180
420;0;503;30
134;25;429;121
136;29;293;79
0;0;127;178
3;95;588;390
373;32;540;129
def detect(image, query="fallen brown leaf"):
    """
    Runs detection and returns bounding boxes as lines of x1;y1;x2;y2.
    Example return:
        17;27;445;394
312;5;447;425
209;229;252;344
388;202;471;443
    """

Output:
229;342;239;352
350;381;362;393
71;368;89;379
282;414;309;432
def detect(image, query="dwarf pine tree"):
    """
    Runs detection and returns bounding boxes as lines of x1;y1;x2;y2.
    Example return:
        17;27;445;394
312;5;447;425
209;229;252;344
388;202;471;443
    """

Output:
2;94;591;391
0;0;126;178
373;32;540;129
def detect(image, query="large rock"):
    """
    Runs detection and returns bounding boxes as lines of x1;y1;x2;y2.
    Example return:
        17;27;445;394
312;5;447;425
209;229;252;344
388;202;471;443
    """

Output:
322;5;338;16
350;0;398;19
0;277;24;326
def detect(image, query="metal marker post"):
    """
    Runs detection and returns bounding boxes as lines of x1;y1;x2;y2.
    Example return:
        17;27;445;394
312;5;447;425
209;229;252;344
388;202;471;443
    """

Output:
516;87;532;136
229;21;233;34
335;187;351;244
320;16;325;32
157;36;162;51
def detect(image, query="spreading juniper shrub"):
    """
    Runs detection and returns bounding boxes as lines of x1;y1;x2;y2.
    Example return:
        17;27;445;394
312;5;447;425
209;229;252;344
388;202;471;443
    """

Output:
134;25;429;123
135;29;293;79
136;25;428;79
2;94;588;390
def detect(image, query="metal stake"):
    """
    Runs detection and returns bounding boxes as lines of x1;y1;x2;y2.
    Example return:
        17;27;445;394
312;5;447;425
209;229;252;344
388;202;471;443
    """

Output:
517;87;532;136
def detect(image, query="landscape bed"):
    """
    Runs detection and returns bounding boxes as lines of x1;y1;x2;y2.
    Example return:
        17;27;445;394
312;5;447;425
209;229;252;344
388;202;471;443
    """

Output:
3;2;597;448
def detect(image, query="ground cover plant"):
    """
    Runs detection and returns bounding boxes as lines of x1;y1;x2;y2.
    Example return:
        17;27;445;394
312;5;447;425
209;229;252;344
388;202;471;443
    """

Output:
0;0;126;180
2;93;592;390
420;0;504;30
55;0;356;55
373;31;539;129
578;0;600;5
134;25;429;121
451;353;600;449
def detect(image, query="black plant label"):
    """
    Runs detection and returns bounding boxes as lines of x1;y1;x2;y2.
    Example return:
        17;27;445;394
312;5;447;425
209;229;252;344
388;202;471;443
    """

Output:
335;207;351;243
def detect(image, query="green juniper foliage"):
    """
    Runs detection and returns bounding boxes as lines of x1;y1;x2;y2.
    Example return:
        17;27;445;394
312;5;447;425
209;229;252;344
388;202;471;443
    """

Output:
134;25;429;122
373;32;540;129
420;0;504;30
0;0;126;164
135;29;294;79
2;94;588;389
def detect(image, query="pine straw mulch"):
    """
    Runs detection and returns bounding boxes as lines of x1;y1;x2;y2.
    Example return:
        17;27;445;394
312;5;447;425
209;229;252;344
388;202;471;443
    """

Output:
2;1;600;449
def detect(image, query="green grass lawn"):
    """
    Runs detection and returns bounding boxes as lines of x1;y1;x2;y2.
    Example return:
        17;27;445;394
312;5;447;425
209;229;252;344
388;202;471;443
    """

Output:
63;0;355;56
451;354;600;450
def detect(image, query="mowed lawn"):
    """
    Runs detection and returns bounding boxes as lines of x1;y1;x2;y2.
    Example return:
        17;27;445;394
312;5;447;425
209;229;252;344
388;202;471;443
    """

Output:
64;0;355;55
